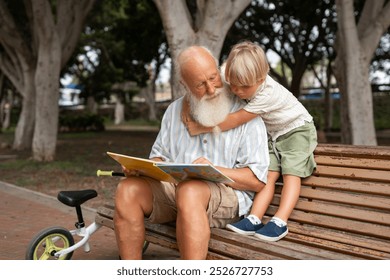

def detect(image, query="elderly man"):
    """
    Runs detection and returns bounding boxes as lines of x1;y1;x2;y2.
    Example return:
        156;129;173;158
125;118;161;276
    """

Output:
114;46;269;260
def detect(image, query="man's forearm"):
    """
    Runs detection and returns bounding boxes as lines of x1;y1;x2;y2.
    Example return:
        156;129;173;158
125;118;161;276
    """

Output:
217;166;265;192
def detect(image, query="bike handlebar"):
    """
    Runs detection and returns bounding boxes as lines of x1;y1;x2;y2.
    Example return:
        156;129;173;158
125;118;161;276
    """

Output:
96;170;125;177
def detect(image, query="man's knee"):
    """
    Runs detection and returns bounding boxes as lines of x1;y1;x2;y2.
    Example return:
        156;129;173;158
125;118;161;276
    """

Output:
176;180;210;211
115;177;153;213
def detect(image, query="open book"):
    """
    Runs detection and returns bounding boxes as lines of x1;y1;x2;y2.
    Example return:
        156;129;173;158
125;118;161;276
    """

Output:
106;152;234;184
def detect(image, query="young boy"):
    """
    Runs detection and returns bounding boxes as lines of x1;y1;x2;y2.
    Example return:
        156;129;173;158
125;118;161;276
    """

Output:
184;41;317;241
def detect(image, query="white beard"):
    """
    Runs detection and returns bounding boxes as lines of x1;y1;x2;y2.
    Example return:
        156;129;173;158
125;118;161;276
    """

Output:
188;86;233;127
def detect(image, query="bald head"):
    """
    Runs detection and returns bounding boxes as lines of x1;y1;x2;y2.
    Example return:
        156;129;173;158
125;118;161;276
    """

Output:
177;46;217;74
176;46;222;99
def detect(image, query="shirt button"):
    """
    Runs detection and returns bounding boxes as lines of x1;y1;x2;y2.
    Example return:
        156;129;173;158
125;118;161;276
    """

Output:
203;139;207;144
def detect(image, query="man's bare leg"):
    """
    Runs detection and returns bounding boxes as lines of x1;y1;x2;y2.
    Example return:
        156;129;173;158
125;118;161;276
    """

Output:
114;177;153;260
175;180;211;259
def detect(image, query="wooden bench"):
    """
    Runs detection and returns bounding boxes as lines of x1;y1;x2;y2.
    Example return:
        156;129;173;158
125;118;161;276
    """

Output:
95;144;390;259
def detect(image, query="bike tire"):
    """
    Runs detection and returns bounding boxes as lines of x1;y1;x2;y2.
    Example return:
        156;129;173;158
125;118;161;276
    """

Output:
142;241;150;254
25;226;75;260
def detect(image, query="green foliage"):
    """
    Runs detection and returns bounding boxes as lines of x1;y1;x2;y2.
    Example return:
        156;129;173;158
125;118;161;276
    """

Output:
62;0;167;102
59;114;105;132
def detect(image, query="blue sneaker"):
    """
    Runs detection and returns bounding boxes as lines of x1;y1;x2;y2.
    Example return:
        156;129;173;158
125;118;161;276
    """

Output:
226;218;263;236
254;219;288;241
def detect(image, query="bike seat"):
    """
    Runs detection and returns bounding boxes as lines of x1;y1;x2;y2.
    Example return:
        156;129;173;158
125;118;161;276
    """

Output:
57;189;98;207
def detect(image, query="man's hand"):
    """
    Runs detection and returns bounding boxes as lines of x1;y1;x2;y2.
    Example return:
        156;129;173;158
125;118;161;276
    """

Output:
192;157;213;165
121;165;140;177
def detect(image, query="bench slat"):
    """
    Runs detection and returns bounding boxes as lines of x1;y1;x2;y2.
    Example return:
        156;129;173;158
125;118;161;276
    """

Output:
301;177;390;196
313;165;390;182
294;199;390;225
287;221;390;254
297;186;390;212
314;155;390;171
208;238;284;260
210;228;358;260
145;222;324;259
285;232;389;259
266;205;390;240
314;145;390;159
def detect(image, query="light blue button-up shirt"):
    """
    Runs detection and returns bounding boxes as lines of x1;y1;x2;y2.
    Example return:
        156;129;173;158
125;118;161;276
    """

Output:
150;95;269;216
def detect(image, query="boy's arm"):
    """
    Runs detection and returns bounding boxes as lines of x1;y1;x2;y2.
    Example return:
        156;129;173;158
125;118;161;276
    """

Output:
185;108;258;136
218;109;258;131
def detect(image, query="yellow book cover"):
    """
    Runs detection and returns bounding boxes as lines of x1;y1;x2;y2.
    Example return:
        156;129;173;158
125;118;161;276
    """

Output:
106;152;176;183
107;152;234;184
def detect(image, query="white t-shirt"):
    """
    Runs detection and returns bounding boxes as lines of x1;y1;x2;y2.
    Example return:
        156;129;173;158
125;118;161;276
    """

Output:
244;75;313;141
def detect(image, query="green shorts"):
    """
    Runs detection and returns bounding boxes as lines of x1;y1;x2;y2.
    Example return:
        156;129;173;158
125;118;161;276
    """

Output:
268;121;317;178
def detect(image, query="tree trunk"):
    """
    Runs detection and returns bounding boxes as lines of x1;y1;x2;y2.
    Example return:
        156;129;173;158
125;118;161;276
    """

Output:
334;0;390;145
153;0;251;99
1;90;13;130
31;1;61;161
0;72;4;129
324;60;334;132
1;0;95;160
32;43;61;161
142;81;157;121
290;63;307;97
114;95;125;125
86;96;98;114
13;72;36;150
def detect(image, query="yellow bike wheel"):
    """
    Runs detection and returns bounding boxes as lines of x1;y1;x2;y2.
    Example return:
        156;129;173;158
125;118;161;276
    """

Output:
25;227;74;260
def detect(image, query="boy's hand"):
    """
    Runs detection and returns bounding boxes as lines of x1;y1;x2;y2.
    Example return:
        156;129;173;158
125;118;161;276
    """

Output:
185;120;211;136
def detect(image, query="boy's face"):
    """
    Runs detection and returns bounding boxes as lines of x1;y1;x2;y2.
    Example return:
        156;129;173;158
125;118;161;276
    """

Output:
229;79;264;100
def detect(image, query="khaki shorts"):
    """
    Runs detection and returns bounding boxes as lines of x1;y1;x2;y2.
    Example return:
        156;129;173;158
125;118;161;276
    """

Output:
268;121;317;178
143;177;239;228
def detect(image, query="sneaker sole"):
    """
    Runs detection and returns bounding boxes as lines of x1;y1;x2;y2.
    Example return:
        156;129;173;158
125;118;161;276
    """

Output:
254;228;288;242
225;224;255;236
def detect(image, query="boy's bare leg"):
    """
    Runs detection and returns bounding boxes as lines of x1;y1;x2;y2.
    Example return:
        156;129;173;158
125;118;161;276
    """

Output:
114;177;153;260
274;175;301;222
175;180;211;260
250;171;280;219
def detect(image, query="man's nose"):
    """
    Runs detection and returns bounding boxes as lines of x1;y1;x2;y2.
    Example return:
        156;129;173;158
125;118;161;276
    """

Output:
205;80;215;95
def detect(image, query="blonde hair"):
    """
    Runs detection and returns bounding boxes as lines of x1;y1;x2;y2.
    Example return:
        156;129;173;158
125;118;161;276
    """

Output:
225;41;269;86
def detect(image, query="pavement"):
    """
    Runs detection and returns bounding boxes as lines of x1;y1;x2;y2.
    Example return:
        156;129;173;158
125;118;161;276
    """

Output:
0;180;179;260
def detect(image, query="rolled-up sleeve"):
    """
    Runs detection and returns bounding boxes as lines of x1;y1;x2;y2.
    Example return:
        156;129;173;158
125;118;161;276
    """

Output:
149;104;173;162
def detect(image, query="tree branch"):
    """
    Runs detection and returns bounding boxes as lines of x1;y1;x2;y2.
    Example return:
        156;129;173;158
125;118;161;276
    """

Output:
153;0;194;53
359;0;390;58
57;0;96;68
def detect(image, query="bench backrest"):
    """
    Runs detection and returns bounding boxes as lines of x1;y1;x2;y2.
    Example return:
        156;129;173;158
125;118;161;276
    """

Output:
265;144;390;259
